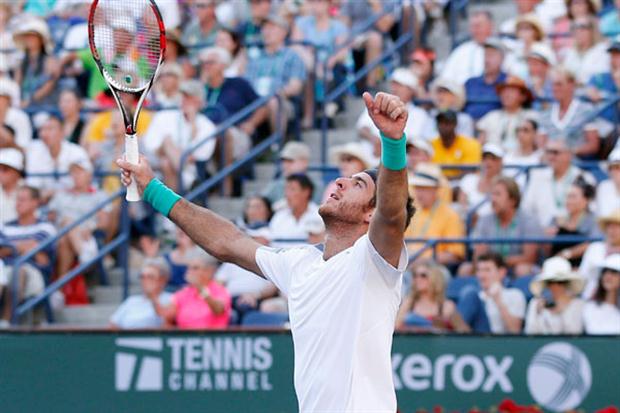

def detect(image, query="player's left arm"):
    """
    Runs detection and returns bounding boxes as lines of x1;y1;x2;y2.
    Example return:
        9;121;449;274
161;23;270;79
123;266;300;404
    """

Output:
363;92;410;268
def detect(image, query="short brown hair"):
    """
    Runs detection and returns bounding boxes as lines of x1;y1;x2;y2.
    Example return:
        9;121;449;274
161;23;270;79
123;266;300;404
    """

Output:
493;176;521;208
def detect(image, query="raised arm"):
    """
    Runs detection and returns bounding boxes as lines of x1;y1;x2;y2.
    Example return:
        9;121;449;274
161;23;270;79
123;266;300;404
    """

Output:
363;92;410;267
117;157;264;277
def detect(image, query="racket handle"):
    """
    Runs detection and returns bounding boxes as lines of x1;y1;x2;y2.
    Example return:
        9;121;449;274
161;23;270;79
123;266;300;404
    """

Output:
124;133;141;202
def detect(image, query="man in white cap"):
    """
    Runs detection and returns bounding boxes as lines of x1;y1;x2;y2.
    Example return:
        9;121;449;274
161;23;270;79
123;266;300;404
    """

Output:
143;79;217;192
0;148;25;225
459;143;505;217
357;67;431;163
525;42;556;109
596;148;620;217
0;81;32;149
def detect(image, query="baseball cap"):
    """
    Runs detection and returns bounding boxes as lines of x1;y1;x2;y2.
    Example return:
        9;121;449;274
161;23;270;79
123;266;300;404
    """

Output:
483;37;505;54
608;36;620;53
180;79;206;102
0;148;25;175
482;143;505;158
70;156;93;173
527;42;557;66
280;142;310;161
389;68;418;91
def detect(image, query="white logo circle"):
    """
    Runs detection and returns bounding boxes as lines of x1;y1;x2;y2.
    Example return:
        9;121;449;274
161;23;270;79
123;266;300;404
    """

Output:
527;342;592;412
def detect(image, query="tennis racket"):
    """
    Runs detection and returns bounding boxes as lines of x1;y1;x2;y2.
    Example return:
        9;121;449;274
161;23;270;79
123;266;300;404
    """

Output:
88;0;166;201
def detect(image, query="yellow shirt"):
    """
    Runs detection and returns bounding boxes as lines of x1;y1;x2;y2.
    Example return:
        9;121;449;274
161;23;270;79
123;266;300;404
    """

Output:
83;110;153;143
431;135;481;178
405;201;465;259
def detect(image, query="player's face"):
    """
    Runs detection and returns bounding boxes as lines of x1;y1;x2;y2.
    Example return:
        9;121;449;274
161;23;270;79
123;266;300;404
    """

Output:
319;172;376;226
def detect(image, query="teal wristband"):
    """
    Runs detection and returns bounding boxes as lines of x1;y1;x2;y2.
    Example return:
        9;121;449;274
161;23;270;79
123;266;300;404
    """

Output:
380;132;407;170
143;179;182;217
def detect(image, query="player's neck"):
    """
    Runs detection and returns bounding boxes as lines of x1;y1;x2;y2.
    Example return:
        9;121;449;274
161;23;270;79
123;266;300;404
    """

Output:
322;225;367;260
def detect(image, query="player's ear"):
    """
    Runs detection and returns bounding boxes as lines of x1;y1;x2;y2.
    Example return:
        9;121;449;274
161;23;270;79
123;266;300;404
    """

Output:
363;209;374;225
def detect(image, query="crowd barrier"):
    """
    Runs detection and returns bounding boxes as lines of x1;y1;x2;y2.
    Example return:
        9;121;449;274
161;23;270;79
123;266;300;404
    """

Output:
0;330;618;413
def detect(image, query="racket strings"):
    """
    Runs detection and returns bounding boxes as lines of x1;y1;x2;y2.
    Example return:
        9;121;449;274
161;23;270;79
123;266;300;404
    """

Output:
91;0;162;91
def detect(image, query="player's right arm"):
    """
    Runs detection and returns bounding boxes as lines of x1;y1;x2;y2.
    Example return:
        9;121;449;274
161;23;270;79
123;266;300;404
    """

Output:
117;156;264;277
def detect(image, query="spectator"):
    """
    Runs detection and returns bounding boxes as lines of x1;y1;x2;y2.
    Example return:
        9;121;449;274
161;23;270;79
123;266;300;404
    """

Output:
0;4;20;75
109;257;173;329
441;11;494;85
552;0;600;57
406;139;433;174
459;252;526;334
0;77;20;109
340;0;399;89
49;158;111;277
472;176;542;277
152;62;184;109
580;209;620;298
215;28;247;77
424;78;475;140
463;37;507;121
26;114;89;200
477;76;536;152
596;148;620;218
499;0;555;37
0;81;33;149
405;163;465;266
269;173;322;246
12;17;59;107
237;0;272;48
244;14;306;134
504;118;543;166
0;148;24;225
236;195;273;233
504;14;546;80
357;68;432;163
408;48;436;103
0;186;56;325
522;139;595;227
458;143;505;217
539;67;610;159
291;0;349;129
181;0;220;61
163;29;193;79
152;249;231;329
261;141;322;206
525;256;585;334
563;16;610;85
583;254;620;334
430;110;481;180
143;79;217;191
163;228;202;289
524;42;556;110
547;178;601;266
323;142;373;203
600;0;620;37
58;89;84;145
396;260;469;332
585;37;620;122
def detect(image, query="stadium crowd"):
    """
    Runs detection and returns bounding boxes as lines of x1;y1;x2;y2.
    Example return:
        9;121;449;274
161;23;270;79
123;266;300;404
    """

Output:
0;0;618;335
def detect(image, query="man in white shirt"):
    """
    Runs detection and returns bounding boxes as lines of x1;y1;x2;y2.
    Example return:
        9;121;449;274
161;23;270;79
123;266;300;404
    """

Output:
143;79;217;191
0;80;32;149
118;92;413;412
0;148;24;226
441;11;494;85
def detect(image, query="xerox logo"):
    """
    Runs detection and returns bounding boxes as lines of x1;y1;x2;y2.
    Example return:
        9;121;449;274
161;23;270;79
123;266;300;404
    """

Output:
114;337;274;392
115;338;163;391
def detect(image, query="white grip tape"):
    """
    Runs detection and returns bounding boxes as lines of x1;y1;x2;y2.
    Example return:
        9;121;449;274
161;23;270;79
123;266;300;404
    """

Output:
125;134;140;202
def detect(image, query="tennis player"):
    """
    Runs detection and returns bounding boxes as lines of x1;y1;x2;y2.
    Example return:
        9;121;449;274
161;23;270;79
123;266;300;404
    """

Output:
117;92;414;412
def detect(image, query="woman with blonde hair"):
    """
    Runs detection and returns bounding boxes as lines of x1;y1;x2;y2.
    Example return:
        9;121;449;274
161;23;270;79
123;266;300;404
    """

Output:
562;15;610;84
396;260;469;332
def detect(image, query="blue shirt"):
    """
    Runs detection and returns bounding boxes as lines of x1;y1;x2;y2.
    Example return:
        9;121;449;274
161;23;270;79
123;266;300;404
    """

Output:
164;253;188;288
110;292;172;329
600;10;620;37
244;46;306;97
463;72;507;120
205;77;260;122
294;16;348;60
588;72;619;122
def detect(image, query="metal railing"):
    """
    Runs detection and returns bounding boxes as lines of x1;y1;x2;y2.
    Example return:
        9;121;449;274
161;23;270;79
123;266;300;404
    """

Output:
9;189;130;325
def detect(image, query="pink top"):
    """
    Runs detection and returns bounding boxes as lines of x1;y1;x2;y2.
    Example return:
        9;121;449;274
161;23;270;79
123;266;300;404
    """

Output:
172;282;231;329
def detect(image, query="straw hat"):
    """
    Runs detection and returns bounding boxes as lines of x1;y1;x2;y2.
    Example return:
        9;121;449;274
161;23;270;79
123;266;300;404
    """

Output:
409;163;442;188
496;75;534;106
13;17;53;54
529;256;585;296
431;78;465;110
599;209;620;230
329;142;373;169
515;13;545;42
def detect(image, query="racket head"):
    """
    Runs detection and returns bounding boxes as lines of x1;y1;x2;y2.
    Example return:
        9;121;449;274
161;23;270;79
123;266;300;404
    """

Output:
88;0;166;93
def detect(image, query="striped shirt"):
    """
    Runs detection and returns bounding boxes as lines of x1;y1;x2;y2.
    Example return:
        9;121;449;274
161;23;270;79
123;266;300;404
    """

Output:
0;219;57;266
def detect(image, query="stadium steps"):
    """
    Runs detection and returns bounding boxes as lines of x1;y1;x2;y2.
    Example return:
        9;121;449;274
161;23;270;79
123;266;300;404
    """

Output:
92;285;142;304
207;196;246;221
54;303;118;327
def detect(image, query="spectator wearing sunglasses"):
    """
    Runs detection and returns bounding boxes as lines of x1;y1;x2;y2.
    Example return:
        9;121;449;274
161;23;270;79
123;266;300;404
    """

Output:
582;254;620;335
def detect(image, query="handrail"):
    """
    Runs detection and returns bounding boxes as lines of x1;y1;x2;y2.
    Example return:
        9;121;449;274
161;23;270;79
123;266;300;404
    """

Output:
177;93;275;194
9;189;130;324
448;0;470;49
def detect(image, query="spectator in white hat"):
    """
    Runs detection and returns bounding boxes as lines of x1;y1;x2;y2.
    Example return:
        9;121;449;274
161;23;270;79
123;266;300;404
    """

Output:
357;68;432;162
596;149;620;218
0;148;24;225
525;256;585;335
524;42;556;110
49;158;112;277
0;81;32;149
153;62;184;109
423;78;475;140
582;254;620;335
322;142;373;203
458;143;505;217
143;79;217;192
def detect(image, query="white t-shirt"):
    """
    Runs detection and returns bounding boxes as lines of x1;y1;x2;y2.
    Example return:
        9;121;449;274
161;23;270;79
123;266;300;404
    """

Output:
583;301;620;335
25;140;89;191
524;297;584;335
458;173;492;216
110;292;172;329
255;234;408;413
5;107;33;149
595;179;620;218
440;41;484;85
579;241;609;299
269;203;322;247
479;287;526;334
562;42;610;85
0;184;19;226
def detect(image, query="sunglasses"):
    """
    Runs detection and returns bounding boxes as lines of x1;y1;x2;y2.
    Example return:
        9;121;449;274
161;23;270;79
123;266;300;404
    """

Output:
516;126;534;133
572;23;593;30
545;149;563;156
414;271;428;279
